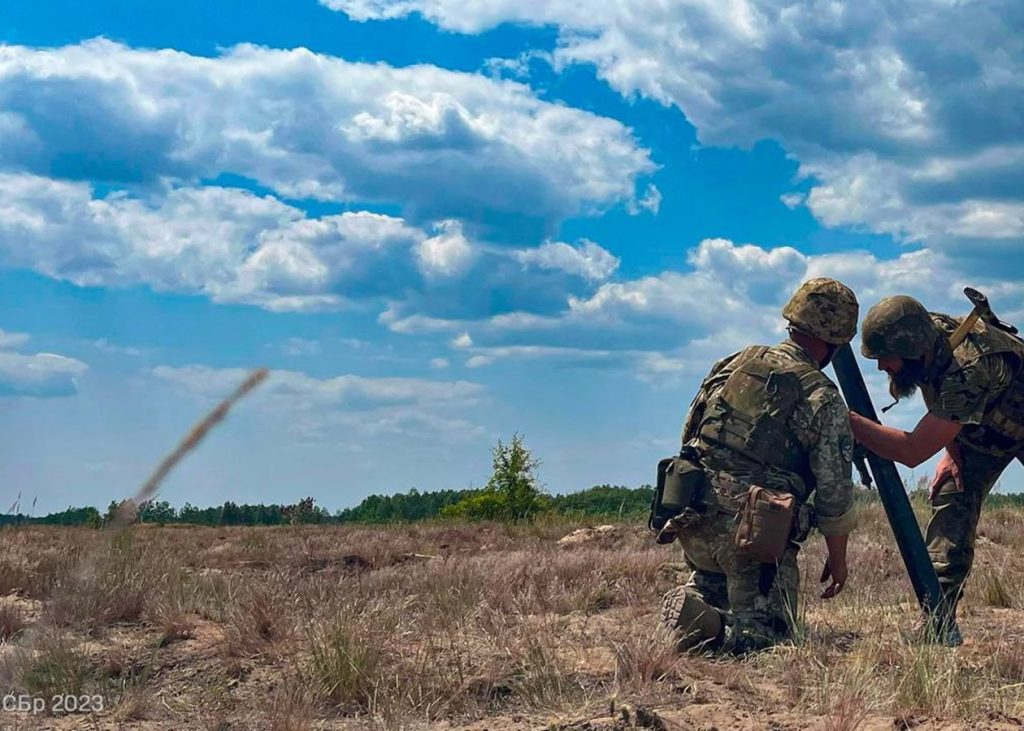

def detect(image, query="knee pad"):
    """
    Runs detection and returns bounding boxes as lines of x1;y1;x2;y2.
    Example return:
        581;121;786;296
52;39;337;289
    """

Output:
659;587;723;652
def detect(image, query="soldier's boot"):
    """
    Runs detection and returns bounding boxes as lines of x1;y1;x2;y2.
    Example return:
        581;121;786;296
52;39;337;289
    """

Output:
658;586;724;652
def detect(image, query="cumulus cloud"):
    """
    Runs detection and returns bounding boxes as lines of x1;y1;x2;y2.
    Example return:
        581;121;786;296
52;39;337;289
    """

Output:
0;172;632;318
561;238;997;343
0;40;654;237
416;220;476;278
0;329;29;349
372;236;1019;386
154;365;483;407
0;334;88;398
560;238;808;338
0;174;428;311
324;0;1024;253
513;239;619;282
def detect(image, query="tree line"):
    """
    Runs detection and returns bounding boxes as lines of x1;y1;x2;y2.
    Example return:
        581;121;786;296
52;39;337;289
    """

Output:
0;487;654;528
0;435;656;527
9;434;1013;529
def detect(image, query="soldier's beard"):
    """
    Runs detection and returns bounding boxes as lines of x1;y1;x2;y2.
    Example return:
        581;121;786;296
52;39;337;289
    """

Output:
888;358;925;400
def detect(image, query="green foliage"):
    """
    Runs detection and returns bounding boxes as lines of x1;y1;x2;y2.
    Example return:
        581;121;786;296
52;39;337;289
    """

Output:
0;484;660;528
138;499;176;525
442;434;552;521
335;487;474;523
0;497;325;527
550;484;654;519
282;497;330;525
0;430;786;527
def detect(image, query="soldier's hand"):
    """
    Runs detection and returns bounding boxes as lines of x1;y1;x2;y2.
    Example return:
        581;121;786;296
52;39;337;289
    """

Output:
929;445;963;500
819;558;848;599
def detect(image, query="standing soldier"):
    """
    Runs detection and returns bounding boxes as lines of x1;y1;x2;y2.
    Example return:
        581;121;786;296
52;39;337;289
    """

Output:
851;295;1024;641
658;278;859;654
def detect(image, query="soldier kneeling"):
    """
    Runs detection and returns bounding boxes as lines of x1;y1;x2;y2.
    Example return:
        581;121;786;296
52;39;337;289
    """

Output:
652;279;859;654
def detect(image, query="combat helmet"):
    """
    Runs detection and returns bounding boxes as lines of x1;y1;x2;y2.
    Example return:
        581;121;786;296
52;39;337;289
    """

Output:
782;278;859;345
861;295;938;360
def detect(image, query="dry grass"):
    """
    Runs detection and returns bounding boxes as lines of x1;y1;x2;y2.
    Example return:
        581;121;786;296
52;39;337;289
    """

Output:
0;602;26;641
0;506;1022;728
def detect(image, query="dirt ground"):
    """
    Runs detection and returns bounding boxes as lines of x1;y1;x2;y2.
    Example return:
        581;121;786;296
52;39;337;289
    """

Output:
1;504;1023;730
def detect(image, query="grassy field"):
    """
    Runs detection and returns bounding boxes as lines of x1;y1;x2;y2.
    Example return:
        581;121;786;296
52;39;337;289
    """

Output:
1;504;1023;730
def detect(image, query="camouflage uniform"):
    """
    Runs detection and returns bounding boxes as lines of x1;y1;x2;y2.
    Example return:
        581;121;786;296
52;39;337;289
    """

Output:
863;297;1024;614
661;279;859;654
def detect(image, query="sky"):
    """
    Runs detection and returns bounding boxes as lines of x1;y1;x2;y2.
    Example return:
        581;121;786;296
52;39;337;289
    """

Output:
0;0;1021;513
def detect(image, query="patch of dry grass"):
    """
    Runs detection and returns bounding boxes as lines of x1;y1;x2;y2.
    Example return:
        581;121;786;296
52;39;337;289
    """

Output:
0;507;1021;728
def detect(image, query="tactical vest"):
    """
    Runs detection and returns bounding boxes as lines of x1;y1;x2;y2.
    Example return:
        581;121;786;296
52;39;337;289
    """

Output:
927;314;1024;454
696;345;829;499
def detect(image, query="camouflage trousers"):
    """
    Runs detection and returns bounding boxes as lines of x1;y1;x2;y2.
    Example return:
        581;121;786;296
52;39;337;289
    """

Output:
927;445;1024;613
662;510;800;653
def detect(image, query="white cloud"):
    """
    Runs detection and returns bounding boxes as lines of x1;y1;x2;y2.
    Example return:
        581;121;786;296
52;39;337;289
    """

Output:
780;193;805;209
323;1;1024;252
380;309;465;334
0;351;88;398
430;357;450;369
152;365;487;442
561;238;989;340
0;330;88;397
154;365;483;407
377;236;1021;387
280;338;322;357
564;238;806;331
416;220;476;278
627;183;662;215
92;339;147;357
462;344;616;366
0;171;631;321
0;174;431;311
483;50;554;80
0;329;29;349
513;239;619;282
0;40;654;235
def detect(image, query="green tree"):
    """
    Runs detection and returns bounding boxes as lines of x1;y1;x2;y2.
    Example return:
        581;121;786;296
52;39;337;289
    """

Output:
443;433;551;521
138;499;176;525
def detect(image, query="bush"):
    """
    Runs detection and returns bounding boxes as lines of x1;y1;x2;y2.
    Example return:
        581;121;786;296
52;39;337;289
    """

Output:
442;434;551;521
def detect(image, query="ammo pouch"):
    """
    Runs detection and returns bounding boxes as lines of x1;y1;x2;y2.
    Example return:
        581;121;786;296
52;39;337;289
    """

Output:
734;486;796;563
649;446;706;543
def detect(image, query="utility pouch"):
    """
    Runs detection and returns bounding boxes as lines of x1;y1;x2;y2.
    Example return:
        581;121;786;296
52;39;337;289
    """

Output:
649;446;706;543
734;486;796;563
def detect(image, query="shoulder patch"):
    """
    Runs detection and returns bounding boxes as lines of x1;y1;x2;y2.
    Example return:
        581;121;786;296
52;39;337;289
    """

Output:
839;434;854;463
939;392;970;414
798;368;834;392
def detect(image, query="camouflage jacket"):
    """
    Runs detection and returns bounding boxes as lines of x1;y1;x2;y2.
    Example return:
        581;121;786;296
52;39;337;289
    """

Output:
680;339;857;536
923;314;1024;456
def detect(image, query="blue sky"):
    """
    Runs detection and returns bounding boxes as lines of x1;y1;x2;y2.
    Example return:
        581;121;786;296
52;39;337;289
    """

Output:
1;0;1021;512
